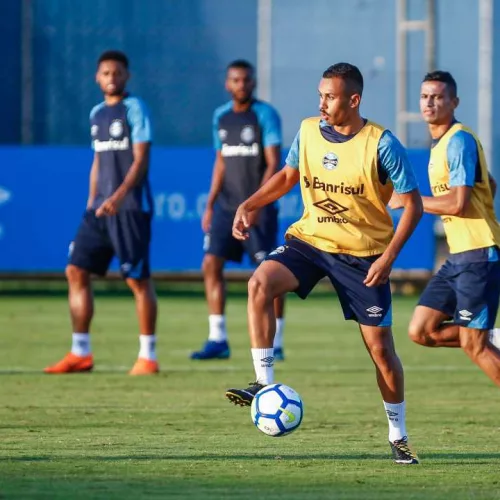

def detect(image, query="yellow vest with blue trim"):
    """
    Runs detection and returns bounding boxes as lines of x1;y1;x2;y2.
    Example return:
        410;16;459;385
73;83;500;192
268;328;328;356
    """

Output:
286;117;394;256
428;122;500;253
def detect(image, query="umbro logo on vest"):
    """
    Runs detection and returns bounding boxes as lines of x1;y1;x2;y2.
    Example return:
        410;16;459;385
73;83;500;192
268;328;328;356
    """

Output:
313;198;349;216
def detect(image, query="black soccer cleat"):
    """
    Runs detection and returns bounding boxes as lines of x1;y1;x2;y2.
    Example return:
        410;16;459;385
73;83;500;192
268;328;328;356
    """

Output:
390;437;419;465
225;382;265;407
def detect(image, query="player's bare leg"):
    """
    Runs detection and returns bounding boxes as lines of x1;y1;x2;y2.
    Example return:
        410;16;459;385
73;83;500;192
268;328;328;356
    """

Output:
273;294;286;360
191;254;230;359
409;306;460;347
226;261;297;406
127;277;159;375
360;325;404;403
459;327;500;387
44;264;94;373
360;325;418;465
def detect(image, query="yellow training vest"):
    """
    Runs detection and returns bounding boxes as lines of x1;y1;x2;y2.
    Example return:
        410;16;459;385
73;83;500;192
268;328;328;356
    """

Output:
286;117;394;256
428;122;500;253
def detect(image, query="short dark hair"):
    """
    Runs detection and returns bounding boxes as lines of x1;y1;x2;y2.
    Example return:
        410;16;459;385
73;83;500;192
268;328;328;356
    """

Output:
322;62;363;96
97;50;129;69
422;70;457;97
227;59;255;76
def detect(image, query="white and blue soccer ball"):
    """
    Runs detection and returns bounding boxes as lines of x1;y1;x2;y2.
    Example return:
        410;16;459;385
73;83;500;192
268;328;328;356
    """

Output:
251;383;303;437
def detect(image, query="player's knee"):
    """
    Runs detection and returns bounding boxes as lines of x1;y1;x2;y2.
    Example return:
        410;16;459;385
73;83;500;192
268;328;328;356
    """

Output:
126;278;155;297
408;321;427;346
248;272;274;306
202;254;223;279
367;342;393;365
65;264;89;286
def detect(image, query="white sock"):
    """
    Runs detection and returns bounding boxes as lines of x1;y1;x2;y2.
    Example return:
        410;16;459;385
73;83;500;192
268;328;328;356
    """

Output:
383;401;407;443
251;348;274;385
208;315;227;342
139;334;157;361
488;328;500;349
273;318;285;349
71;333;91;356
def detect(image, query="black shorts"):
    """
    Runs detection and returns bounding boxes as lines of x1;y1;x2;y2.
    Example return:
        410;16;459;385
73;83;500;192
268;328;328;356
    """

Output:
204;204;278;265
418;246;500;329
266;238;392;327
69;209;151;279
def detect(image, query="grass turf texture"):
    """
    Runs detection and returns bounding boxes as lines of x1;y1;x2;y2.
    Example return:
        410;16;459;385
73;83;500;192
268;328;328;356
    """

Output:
0;294;499;499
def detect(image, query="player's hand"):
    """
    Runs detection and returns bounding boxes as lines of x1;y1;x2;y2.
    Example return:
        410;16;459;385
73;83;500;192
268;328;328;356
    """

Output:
364;254;393;288
388;192;403;210
95;196;122;217
232;204;252;240
202;206;213;233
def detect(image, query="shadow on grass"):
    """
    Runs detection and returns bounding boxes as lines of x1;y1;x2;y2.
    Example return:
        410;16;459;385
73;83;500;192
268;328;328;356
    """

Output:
2;452;500;463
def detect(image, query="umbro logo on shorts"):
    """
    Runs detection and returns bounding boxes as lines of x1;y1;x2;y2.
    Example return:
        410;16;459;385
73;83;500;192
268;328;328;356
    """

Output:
459;309;473;321
366;305;383;318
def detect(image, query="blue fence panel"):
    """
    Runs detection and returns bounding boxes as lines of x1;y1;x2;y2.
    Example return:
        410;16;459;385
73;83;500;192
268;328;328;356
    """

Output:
0;147;434;272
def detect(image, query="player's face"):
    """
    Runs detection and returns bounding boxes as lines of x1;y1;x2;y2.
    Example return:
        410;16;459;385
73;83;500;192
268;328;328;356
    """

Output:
420;81;458;125
318;77;360;126
225;68;255;104
96;60;129;96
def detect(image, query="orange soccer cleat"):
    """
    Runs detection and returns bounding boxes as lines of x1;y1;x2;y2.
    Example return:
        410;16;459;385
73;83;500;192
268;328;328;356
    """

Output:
129;358;160;375
44;353;94;374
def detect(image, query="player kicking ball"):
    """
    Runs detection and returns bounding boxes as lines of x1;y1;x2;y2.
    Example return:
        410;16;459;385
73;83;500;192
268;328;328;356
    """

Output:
225;63;422;464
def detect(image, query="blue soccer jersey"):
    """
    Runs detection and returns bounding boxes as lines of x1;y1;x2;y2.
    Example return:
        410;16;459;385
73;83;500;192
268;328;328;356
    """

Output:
212;99;282;211
90;95;153;212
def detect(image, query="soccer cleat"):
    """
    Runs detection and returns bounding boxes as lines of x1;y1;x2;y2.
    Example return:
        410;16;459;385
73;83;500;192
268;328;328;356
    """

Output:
129;358;159;375
44;353;94;374
274;347;285;361
190;340;230;360
225;382;265;407
390;437;419;465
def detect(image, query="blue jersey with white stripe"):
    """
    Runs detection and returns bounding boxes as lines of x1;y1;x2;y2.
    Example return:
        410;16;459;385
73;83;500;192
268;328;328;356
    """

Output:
90;95;153;212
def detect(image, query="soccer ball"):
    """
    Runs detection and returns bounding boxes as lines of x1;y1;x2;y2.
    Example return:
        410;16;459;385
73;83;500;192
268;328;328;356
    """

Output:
251;383;303;437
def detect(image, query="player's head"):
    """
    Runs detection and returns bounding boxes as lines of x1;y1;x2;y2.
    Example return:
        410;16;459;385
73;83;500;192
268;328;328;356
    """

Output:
225;60;255;104
96;50;129;97
318;63;364;126
420;70;459;125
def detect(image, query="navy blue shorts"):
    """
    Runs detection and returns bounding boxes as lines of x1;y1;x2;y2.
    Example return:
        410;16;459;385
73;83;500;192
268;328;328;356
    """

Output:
266;238;392;326
69;209;151;279
204;204;278;264
419;246;500;330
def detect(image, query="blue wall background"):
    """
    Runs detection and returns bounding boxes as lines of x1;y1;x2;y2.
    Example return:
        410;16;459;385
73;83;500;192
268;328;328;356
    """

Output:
0;147;434;273
0;0;486;148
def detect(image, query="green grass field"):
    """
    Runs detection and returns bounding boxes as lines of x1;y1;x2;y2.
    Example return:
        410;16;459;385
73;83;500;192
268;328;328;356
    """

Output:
0;293;499;499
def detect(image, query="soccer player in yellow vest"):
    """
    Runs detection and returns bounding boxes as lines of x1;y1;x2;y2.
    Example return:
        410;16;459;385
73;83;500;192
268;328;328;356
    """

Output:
390;71;500;386
225;63;423;465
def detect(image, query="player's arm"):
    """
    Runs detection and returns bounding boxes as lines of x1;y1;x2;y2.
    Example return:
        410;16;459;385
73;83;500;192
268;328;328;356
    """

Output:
112;141;151;200
202;110;227;232
260;106;282;186
96;99;152;216
86;152;99;210
365;131;423;287
233;129;300;240
206;152;225;207
421;131;477;217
